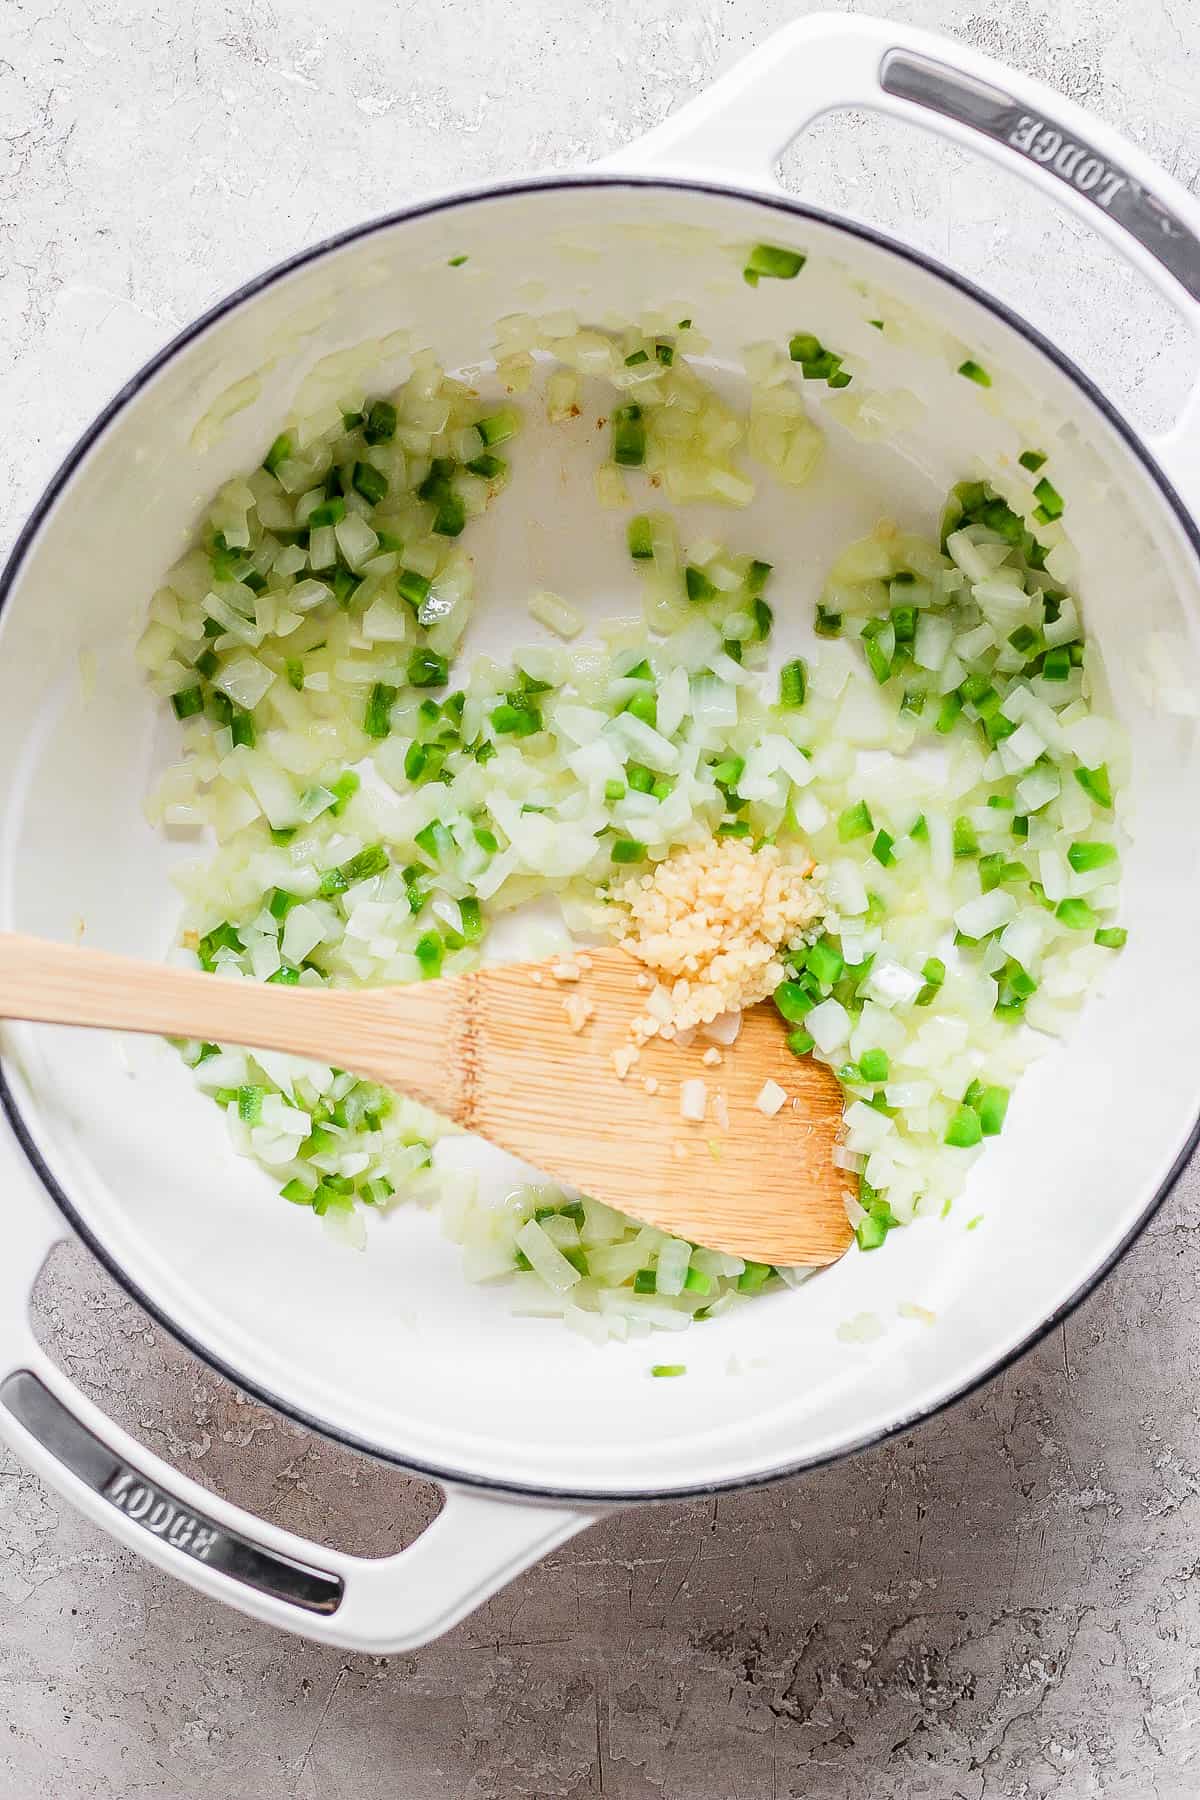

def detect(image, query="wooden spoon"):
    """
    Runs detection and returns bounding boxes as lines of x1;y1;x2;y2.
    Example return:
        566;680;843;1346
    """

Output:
0;932;851;1265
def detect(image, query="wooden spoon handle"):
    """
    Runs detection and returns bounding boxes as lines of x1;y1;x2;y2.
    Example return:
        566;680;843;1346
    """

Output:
0;933;454;1109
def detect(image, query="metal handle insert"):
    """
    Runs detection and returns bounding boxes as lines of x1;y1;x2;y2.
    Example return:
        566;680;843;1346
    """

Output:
1;1369;344;1614
881;48;1200;305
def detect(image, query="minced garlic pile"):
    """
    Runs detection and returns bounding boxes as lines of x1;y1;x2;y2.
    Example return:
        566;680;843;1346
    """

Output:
611;838;825;1047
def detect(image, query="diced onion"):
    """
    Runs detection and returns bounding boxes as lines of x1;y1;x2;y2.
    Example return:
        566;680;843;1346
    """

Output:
528;590;584;640
701;1010;742;1047
679;1079;707;1122
144;314;1123;1347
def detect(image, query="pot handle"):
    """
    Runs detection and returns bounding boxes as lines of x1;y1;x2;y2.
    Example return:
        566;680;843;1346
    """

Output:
601;12;1200;503
0;1124;592;1650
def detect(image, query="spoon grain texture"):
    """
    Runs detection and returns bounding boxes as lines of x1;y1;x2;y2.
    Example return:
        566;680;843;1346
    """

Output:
0;932;852;1264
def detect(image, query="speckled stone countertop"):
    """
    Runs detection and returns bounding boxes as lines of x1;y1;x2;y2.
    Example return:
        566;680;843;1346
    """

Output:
3;3;1200;1795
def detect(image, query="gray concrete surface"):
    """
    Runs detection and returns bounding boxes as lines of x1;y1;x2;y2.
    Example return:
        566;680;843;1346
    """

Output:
3;0;1200;1793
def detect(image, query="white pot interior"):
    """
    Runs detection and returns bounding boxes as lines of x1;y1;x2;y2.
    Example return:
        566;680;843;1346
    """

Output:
1;180;1199;1497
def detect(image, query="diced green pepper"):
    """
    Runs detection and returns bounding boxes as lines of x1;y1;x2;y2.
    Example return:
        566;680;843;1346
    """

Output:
685;565;715;603
612;404;646;467
408;648;449;689
414;932;443;978
364;682;398;738
779;659;807;708
1074;764;1113;808
837;800;874;841
490;702;541;736
364;400;397;444
475;409;520;447
743;243;806;282
945;1104;983;1147
171;686;204;720
1056;897;1098;930
978;1085;1010;1136
263;432;294;474
397;568;432;611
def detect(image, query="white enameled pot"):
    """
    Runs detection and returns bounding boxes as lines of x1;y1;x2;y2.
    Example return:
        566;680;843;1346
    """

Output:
2;14;1200;1652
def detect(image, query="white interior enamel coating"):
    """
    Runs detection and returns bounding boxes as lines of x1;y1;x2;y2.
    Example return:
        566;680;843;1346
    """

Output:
4;179;1199;1490
1;14;1200;1649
